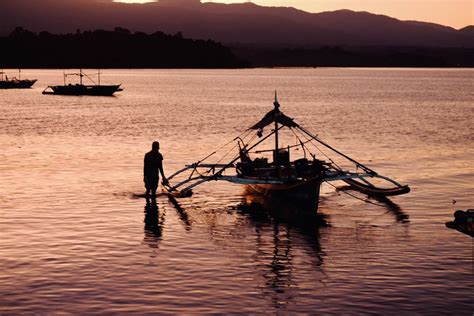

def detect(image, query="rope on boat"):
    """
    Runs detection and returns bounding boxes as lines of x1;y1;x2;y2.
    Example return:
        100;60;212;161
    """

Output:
211;131;257;170
298;126;377;175
289;127;309;158
190;129;258;179
196;143;239;177
193;129;253;171
171;126;285;193
293;127;343;171
174;129;254;181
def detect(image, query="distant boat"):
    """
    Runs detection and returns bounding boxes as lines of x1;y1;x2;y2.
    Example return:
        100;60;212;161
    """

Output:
0;69;37;89
42;69;122;96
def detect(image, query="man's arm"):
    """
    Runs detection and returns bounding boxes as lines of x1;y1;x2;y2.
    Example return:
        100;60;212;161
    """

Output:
158;158;168;185
143;155;148;182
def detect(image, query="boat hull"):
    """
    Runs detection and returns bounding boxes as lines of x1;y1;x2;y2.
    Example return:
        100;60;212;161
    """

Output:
245;177;322;219
43;84;122;96
0;79;37;89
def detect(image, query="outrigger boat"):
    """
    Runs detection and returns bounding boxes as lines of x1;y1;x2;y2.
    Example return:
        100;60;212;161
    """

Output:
0;69;37;89
42;69;122;96
163;93;410;216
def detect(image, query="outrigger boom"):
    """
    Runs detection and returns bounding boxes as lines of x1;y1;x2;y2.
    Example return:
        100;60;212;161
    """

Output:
163;94;410;207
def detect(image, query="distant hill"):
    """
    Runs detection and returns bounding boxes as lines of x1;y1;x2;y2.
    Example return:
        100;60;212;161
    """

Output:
0;0;472;48
459;26;474;37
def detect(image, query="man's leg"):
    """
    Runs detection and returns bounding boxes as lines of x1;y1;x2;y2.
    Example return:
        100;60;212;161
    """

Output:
151;189;157;204
145;187;151;205
150;176;159;204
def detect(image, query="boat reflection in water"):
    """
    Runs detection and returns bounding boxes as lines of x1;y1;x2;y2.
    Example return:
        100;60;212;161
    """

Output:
335;185;410;223
374;196;410;223
237;189;327;309
239;187;328;226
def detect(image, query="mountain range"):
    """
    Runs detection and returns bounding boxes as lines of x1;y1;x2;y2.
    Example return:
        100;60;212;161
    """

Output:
1;0;472;48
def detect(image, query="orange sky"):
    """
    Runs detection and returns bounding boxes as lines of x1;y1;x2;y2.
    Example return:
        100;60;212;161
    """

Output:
117;0;473;29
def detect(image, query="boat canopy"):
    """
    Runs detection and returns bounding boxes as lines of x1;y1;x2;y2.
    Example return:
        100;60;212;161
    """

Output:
251;108;299;130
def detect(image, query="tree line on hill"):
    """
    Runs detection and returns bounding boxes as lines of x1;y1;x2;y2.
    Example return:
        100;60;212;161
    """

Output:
0;27;247;68
232;46;474;68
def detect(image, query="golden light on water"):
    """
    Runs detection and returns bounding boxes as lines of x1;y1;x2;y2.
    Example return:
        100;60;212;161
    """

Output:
1;68;473;314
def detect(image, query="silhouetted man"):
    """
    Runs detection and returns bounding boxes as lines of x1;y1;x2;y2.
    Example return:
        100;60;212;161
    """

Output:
144;141;168;203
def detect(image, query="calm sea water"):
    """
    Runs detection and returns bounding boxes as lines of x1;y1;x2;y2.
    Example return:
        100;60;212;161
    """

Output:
0;68;473;314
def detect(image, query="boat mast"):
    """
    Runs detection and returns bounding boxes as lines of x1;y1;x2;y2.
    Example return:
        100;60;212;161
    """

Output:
18;69;21;80
80;68;83;85
274;91;281;178
98;69;101;85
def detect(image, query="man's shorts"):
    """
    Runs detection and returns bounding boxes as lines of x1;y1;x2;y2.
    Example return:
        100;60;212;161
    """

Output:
145;176;159;191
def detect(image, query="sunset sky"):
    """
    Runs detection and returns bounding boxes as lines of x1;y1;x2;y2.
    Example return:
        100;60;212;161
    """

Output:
117;0;473;29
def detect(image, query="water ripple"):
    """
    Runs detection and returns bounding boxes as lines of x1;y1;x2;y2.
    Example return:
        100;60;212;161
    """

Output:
0;69;473;314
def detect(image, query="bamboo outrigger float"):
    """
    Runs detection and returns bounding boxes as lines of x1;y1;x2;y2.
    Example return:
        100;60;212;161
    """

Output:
163;93;410;214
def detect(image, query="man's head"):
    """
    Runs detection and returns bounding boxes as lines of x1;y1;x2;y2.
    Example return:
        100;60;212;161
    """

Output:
152;141;160;151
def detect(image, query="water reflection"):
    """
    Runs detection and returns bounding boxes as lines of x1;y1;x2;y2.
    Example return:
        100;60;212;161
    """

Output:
265;223;295;309
337;185;410;223
167;195;192;230
374;196;410;223
238;192;327;310
239;190;329;227
143;202;164;250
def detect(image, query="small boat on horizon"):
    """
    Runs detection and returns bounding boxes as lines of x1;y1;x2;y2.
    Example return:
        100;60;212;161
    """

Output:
163;93;410;219
0;69;37;89
42;69;122;96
